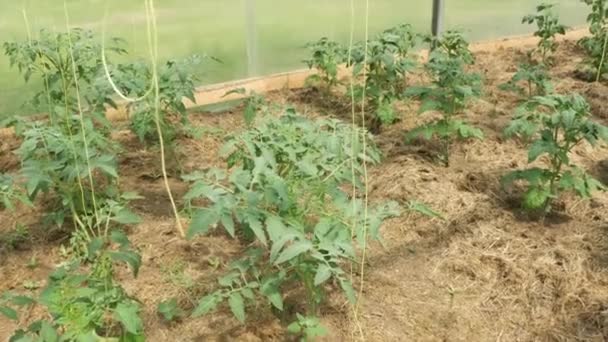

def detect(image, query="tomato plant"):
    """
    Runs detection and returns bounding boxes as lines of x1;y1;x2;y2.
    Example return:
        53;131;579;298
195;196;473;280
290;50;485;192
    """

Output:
522;3;567;64
183;109;408;334
579;0;608;81
3;232;143;341
2;28;145;340
503;94;608;213
500;63;553;99
405;32;483;167
303;37;347;91
4;29;125;127
110;55;203;145
223;87;268;128
350;24;420;131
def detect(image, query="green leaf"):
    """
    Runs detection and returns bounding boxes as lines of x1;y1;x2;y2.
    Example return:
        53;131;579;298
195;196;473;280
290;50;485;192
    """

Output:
246;214;267;246
113;302;142;334
528;139;557;162
121;192;144;200
265;215;286;243
523;187;551;209
0;305;18;320
261;275;284;311
120;333;146;342
455;121;484;140
418;99;442;113
408;201;444;219
112;209;141;225
340;279;357;304
241;288;255;300
228;292;246;323
502;168;550;187
314;264;333;286
287;321;302;334
187;209;220;239
39;321;59;342
90;154;118;178
192;293;221;317
220;214;235;238
218;272;239;287
297;160;318;177
109;250;142;277
157;298;181;321
10;296;35;306
274;240;312;265
244;104;257;127
110;230;131;248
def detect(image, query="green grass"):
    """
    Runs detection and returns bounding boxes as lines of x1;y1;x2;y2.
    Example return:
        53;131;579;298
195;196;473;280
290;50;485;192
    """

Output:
0;0;588;117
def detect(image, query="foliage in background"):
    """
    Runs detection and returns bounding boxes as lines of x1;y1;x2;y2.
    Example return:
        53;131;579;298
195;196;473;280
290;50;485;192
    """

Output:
3;29;124;127
500;63;554;99
522;3;567;63
579;0;608;81
111;55;203;145
183;109;402;334
406;32;483;167
223;87;268;128
303;37;346;91
503;94;608;213
350;24;419;131
426;30;475;64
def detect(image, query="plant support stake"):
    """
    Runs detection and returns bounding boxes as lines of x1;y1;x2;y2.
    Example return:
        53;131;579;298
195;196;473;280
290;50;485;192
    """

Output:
432;0;445;37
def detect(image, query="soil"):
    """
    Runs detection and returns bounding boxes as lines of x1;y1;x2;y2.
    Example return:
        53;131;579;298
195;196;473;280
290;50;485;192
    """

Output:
3;34;608;342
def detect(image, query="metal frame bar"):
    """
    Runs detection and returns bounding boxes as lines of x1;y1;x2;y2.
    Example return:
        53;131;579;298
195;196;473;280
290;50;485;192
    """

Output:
432;0;445;37
245;0;258;76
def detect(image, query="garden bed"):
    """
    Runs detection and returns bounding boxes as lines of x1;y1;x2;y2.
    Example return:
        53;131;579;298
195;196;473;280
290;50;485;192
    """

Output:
2;34;608;341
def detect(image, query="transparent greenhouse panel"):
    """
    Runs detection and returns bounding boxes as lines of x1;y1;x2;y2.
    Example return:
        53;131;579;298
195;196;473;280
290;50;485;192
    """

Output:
444;0;588;41
0;0;249;116
253;0;432;78
0;0;592;118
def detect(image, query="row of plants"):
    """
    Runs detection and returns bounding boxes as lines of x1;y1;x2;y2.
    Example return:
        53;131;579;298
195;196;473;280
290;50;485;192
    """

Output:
1;1;608;340
303;1;608;214
0;26;213;339
0;25;427;340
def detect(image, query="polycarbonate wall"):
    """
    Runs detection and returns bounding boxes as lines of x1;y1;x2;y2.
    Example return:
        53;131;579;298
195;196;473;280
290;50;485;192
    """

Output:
0;0;589;116
445;0;588;41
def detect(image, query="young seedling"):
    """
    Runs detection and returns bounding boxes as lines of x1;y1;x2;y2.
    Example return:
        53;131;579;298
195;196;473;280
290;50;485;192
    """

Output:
406;32;483;167
157;298;184;322
503;94;608;214
500;63;554;99
303;37;346;91
579;0;608;81
350;24;419;131
522;2;567;64
223;87;268;127
3;229;144;340
287;314;328;341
